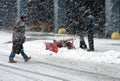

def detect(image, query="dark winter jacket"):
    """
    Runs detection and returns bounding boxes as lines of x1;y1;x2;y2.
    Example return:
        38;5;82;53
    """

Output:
85;15;95;33
12;20;26;54
67;21;76;34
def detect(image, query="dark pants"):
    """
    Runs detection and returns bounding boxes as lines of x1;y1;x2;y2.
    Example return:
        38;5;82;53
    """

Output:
88;32;94;50
9;45;28;59
79;33;87;49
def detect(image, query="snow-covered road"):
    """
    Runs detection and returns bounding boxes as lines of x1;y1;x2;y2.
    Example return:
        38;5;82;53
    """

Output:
0;31;120;81
0;52;120;81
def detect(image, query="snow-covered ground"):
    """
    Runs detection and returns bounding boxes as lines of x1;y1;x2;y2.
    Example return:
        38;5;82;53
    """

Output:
0;30;120;81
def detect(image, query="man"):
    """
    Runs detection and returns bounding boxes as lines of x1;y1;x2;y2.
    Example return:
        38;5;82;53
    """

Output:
84;11;95;51
67;20;76;35
9;16;31;63
68;18;87;49
76;18;87;49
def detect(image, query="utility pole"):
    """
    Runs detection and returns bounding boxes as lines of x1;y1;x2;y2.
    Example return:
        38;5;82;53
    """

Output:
17;0;27;20
105;0;120;36
17;0;20;20
54;0;67;33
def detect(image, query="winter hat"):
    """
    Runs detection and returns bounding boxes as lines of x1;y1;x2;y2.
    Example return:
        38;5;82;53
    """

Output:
82;9;92;17
20;15;26;19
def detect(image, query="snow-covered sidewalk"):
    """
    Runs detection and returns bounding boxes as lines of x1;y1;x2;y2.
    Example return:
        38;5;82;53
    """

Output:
0;30;120;80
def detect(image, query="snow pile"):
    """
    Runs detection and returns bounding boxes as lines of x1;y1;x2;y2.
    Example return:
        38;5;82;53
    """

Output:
1;31;120;65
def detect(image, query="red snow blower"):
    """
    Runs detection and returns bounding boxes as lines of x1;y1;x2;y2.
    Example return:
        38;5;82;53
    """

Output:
45;38;75;53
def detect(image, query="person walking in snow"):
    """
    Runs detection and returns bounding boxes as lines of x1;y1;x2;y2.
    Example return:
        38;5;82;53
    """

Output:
9;16;31;63
76;18;87;49
67;19;76;35
84;11;95;51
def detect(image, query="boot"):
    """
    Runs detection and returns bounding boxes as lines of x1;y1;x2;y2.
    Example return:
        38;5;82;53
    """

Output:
80;44;87;49
9;59;17;63
24;57;31;62
87;48;94;51
80;41;87;49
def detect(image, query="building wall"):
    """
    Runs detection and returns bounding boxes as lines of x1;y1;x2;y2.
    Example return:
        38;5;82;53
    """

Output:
27;0;54;24
0;0;16;28
66;0;105;37
105;0;120;36
1;0;116;38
